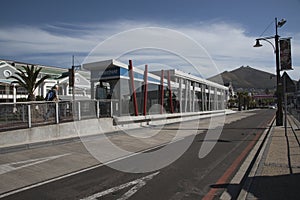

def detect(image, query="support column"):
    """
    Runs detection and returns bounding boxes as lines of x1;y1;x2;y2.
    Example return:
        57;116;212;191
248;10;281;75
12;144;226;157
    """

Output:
143;65;148;116
221;90;225;110
208;86;211;111
160;70;164;114
167;71;174;113
201;84;205;111
188;81;192;112
192;82;195;112
12;84;17;112
179;78;182;113
5;85;9;101
214;88;218;110
184;79;188;113
91;81;95;100
78;101;81;120
129;60;138;116
118;79;122;117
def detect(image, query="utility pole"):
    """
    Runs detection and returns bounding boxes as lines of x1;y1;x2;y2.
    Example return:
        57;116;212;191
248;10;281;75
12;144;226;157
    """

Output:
253;17;288;126
275;18;283;126
69;55;75;101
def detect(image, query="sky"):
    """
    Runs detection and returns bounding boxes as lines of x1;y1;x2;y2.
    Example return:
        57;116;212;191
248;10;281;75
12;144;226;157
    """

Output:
1;0;300;80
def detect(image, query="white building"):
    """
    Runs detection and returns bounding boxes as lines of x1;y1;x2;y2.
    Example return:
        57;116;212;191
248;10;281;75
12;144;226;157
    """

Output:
0;59;91;102
83;59;228;116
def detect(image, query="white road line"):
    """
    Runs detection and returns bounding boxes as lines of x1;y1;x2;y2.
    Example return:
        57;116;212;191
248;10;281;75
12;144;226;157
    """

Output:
0;153;71;175
0;137;184;199
81;171;160;200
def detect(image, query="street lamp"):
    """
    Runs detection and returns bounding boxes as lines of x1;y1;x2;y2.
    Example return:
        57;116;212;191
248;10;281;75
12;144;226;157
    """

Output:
253;18;286;126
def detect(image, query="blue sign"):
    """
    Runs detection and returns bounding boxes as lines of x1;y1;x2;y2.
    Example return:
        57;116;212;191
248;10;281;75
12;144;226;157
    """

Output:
101;66;120;77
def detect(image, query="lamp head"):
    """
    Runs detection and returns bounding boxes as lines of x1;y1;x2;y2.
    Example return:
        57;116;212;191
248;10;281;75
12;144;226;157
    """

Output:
253;39;263;47
277;18;287;27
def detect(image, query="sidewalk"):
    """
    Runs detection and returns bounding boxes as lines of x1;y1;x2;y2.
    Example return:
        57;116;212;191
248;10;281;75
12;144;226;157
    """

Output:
239;114;300;199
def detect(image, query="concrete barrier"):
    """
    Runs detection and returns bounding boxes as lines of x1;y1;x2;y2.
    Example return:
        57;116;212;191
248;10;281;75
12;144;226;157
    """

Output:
0;109;235;153
114;110;229;127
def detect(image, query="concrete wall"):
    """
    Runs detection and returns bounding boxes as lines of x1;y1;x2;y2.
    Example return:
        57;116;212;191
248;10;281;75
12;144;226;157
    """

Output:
0;118;117;151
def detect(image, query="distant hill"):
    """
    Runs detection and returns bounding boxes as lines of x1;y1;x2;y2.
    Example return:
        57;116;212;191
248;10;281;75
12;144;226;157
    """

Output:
208;66;277;90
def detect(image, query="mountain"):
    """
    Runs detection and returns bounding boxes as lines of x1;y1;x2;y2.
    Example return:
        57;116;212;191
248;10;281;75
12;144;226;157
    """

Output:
208;66;277;91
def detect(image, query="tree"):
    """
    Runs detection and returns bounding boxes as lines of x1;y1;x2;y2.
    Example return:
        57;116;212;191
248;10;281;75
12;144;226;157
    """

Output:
9;65;50;101
265;88;270;95
237;91;254;110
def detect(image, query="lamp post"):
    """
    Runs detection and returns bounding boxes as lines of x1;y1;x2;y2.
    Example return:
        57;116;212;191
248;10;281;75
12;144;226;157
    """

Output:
253;17;286;126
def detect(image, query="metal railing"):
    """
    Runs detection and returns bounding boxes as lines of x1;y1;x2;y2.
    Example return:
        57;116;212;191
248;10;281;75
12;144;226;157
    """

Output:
0;89;28;99
288;106;300;122
0;99;119;132
0;97;227;132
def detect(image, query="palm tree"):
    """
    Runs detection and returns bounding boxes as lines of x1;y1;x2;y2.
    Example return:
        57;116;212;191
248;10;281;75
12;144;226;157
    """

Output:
9;65;50;101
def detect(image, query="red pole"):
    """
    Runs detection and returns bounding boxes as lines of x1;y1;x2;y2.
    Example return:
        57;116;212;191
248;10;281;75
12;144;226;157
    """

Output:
128;60;138;116
168;71;174;113
143;65;148;116
160;70;164;114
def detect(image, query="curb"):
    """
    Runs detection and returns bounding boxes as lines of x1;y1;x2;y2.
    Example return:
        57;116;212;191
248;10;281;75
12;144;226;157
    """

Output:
236;118;275;199
220;115;276;200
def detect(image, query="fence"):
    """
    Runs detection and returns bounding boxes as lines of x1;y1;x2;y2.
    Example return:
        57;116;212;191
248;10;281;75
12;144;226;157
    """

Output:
0;99;119;132
288;107;300;122
0;89;28;100
285;93;299;121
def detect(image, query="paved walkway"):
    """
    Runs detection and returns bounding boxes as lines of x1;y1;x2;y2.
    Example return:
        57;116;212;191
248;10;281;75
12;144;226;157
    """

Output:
239;114;300;200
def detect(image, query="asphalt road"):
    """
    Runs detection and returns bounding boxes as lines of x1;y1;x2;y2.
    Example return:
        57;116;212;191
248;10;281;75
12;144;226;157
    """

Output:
1;109;275;200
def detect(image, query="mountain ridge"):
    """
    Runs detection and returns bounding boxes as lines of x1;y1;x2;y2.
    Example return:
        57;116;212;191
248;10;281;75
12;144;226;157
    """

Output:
208;66;277;90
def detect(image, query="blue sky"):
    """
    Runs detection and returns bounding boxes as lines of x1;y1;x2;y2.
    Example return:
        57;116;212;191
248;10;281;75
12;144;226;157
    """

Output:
1;0;300;79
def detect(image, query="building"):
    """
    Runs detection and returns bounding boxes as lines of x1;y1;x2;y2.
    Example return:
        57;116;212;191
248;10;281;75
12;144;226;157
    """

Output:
83;59;229;117
0;59;91;102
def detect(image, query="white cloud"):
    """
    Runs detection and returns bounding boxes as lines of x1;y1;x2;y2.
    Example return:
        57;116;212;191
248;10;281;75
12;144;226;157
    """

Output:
0;20;299;79
0;26;94;54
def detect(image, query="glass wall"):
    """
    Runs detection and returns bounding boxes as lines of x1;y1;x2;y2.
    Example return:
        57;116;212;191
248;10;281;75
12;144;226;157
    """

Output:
94;67;227;117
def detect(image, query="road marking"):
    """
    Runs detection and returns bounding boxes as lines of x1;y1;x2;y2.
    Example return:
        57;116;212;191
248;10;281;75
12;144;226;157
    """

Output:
220;116;275;200
0;138;181;199
202;119;271;200
81;171;160;200
0;153;71;175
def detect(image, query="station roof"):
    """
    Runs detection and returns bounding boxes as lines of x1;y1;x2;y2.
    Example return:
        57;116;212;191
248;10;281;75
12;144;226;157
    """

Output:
83;59;228;90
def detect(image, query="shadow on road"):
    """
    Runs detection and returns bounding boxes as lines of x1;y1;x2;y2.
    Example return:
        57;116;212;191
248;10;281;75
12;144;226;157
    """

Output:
211;173;300;200
151;126;267;130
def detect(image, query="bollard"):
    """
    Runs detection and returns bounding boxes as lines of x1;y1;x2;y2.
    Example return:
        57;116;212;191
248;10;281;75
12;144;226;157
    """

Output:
78;101;81;121
28;104;31;128
55;102;59;124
